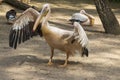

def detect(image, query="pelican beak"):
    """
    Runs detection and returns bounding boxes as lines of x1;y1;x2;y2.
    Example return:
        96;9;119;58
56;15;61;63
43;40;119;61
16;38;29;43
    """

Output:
33;7;49;32
33;11;44;32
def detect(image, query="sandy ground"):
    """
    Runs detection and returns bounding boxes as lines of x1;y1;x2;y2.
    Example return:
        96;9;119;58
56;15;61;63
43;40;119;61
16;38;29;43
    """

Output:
0;0;120;80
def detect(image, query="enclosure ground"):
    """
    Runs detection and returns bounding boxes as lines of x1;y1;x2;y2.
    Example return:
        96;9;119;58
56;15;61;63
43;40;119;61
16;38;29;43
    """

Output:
0;0;120;80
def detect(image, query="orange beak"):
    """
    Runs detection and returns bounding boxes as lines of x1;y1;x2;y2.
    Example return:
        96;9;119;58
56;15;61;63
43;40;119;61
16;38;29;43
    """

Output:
33;14;43;32
33;7;49;32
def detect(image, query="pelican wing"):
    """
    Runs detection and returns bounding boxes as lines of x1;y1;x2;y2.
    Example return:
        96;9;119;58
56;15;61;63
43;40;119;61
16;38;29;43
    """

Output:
9;8;42;49
66;22;88;47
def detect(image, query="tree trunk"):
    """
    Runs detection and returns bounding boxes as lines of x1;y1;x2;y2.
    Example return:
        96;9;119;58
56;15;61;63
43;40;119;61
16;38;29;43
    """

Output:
0;0;3;4
94;0;120;35
3;0;39;11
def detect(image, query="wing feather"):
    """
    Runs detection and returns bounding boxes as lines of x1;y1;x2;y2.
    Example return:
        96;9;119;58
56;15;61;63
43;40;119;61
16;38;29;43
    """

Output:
65;22;88;47
9;29;16;47
18;29;22;44
74;22;88;47
9;8;42;49
14;30;19;49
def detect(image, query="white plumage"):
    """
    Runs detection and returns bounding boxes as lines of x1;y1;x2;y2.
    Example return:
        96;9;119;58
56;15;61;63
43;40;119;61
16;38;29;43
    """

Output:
71;13;88;22
13;8;39;30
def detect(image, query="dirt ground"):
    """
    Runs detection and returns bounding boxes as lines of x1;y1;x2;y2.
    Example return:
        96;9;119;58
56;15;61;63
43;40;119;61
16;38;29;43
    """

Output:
0;0;120;80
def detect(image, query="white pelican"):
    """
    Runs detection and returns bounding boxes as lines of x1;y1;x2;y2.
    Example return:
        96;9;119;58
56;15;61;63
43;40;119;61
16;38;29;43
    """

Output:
32;4;89;67
9;8;42;49
69;10;95;26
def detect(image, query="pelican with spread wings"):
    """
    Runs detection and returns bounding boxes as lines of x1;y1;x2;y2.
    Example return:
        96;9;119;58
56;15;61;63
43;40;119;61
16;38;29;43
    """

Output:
9;4;89;67
33;4;89;67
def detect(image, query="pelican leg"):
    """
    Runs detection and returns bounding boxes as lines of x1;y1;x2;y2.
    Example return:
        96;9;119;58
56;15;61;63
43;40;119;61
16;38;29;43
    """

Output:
59;52;69;67
47;48;54;65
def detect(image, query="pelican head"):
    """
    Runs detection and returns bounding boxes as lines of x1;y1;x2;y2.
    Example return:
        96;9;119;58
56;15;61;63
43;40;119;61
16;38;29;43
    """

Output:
33;4;50;31
80;10;86;14
41;3;50;16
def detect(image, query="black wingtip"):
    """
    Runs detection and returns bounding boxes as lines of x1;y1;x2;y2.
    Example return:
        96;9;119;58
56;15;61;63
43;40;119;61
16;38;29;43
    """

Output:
82;47;89;57
69;19;81;25
69;19;75;23
9;29;16;48
37;24;43;37
71;39;75;44
13;30;19;49
9;21;42;49
18;29;22;44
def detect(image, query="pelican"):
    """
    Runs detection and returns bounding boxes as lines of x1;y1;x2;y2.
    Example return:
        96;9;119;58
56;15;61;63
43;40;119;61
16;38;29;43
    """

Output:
69;10;95;26
9;8;42;49
32;4;89;67
6;9;17;24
